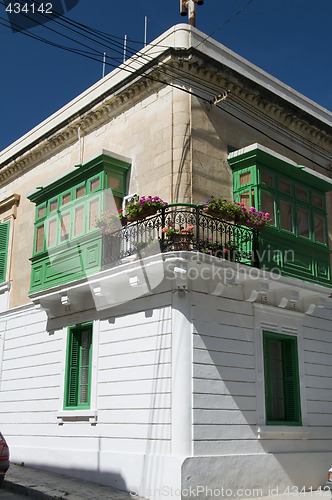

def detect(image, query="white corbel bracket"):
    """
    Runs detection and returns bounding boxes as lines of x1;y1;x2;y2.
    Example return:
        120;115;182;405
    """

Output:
278;290;300;310
173;265;188;292
247;282;270;304
305;296;332;315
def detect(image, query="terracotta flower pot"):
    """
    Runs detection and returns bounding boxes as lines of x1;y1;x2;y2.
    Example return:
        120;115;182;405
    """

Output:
171;231;192;250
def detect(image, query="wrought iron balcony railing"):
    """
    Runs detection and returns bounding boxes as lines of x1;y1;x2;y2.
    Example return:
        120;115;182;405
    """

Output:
101;203;259;269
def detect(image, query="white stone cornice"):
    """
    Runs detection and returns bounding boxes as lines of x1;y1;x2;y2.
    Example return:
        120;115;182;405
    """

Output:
186;58;332;152
0;77;161;187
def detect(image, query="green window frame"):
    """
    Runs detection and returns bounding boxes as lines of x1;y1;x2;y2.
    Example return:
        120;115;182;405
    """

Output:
0;222;9;283
232;165;328;246
29;154;131;258
64;323;93;410
263;331;301;426
260;173;327;243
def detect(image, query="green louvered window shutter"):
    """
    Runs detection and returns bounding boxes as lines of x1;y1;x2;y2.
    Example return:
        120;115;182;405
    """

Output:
0;222;9;283
282;339;301;423
64;324;92;409
263;331;301;425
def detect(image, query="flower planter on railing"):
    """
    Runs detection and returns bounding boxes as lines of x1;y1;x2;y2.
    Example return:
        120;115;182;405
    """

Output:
203;205;235;222
125;195;167;223
127;206;158;222
203;197;271;230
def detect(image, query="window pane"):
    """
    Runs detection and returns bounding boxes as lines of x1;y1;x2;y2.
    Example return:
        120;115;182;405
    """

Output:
60;213;70;241
49;199;58;212
298;208;309;238
312;195;323;207
269;341;285;420
74;206;84;236
296;188;307;201
261;172;273;186
240;191;249;207
279;180;291;194
38;205;46;218
90;177;100;191
76;186;85;199
264;333;301;425
108;176;121;190
89;199;99;230
314;215;326;244
62;193;71;205
280;201;293;232
35;225;44;252
261;193;275;225
48;219;57;247
239;171;251;185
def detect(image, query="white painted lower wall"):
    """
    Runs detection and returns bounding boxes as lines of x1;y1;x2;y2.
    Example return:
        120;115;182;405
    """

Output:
0;261;332;500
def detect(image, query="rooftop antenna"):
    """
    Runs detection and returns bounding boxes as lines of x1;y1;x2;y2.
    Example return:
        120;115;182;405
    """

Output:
123;34;127;63
102;52;106;78
144;16;148;47
180;0;204;27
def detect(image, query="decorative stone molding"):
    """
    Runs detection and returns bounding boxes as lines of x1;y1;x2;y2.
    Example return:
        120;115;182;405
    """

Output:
0;194;20;219
0;77;160;187
184;55;332;153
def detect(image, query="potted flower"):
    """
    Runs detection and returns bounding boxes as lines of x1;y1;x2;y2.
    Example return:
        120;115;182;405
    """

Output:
203;197;271;230
126;195;168;222
203;197;238;221
162;224;194;250
96;209;127;234
233;204;271;229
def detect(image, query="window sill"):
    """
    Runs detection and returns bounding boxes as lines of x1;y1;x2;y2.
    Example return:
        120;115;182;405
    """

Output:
0;281;11;294
57;410;97;425
257;426;310;440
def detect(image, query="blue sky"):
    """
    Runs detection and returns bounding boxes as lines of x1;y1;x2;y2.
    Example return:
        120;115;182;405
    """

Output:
0;0;331;151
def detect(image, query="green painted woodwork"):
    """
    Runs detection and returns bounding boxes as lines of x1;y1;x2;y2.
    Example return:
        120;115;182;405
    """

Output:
263;331;301;426
0;222;9;284
29;154;130;294
229;147;331;285
64;323;93;409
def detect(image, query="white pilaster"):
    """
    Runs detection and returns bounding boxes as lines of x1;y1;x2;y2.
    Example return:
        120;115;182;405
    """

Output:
171;287;193;457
